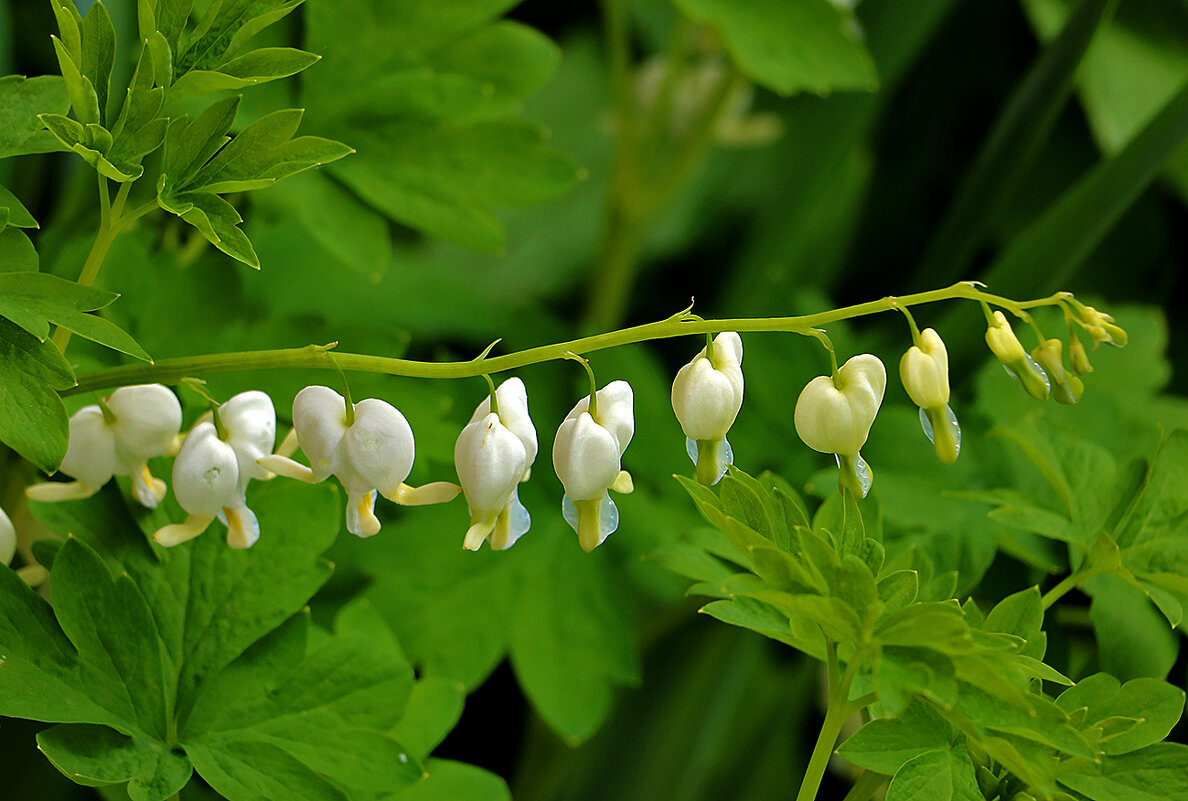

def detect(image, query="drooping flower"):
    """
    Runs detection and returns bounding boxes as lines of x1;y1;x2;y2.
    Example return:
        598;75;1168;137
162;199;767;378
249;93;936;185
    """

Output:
1;505;15;567
258;386;459;537
671;332;744;485
154;390;276;549
455;378;537;552
26;384;182;507
1078;305;1128;348
794;354;886;497
1031;338;1084;406
553;380;634;552
985;311;1049;400
899;328;961;464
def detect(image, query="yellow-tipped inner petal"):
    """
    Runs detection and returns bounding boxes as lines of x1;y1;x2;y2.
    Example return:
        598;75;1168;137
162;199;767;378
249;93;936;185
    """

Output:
609;470;634;495
464;516;497;551
256;454;318;483
153;514;215;547
388;481;461;506
25;481;100;503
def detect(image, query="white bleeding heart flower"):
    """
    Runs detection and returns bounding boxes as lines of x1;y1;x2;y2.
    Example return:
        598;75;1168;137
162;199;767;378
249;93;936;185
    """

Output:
794;354;886;498
671;331;744;485
1;505;16;567
154;390;276;550
258;386;459;537
455;378;537;552
899;328;961;465
26;384;182;508
552;380;635;552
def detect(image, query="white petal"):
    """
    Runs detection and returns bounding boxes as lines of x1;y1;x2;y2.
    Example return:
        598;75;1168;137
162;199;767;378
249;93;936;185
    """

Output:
1;505;16;566
59;406;117;489
292;386;349;481
469;377;538;470
173;422;240;517
455;413;528;515
220;391;277;484
671;358;742;440
345;398;415;495
109;384;183;461
552;412;622;501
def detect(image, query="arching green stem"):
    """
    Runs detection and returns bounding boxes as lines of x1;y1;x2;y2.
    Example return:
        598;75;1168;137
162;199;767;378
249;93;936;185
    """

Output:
565;352;599;418
67;283;1072;396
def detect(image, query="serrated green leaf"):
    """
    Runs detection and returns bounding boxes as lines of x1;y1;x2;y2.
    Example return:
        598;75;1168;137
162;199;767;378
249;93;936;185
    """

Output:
672;0;878;96
1;184;38;228
0;317;73;472
0;227;39;271
37;724;192;801
0;272;150;360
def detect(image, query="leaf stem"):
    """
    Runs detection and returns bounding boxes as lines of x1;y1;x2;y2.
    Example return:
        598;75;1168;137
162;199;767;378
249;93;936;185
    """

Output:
66;284;1068;396
1041;566;1099;610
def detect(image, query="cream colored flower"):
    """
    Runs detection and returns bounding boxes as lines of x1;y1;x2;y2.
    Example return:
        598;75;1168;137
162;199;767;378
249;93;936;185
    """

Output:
672;332;743;485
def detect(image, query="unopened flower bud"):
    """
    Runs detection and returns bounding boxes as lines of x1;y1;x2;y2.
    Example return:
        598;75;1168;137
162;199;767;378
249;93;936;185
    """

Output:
672;332;743;485
985;312;1049;400
553;380;634;552
900;329;960;465
1069;335;1093;375
1030;339;1084;406
794;354;885;497
1080;305;1127;348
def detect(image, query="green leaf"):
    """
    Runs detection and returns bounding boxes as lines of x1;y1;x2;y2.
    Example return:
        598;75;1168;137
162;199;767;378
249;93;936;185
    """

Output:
336;121;578;252
51;34;101;126
81;0;116;123
875;646;957;716
176;0;305;75
37;725;192;801
391;759;510;801
1056;673;1185;756
161;95;241;190
391;677;466;762
170;47;320;99
839;700;954;776
1059;743;1188;800
1086;575;1179;681
510;534;640;744
0;272;151;360
0;317;73;472
916;0;1116;286
981;77;1188;294
984;587;1046;660
698;596;825;657
0;75;71;158
0;227;39;271
885;747;982;801
672;0;879;96
39;112;144;182
0;184;38;228
165;191;260;268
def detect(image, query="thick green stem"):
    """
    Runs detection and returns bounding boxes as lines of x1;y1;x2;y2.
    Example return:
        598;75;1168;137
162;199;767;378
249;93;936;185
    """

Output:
1042;566;1101;610
66;284;1070;396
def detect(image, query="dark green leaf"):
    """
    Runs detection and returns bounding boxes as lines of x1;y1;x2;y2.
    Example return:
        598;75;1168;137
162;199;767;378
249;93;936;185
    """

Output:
0;317;73;472
0;227;39;271
839;700;953;776
37;724;191;801
1059;743;1188;800
885;747;982;801
167;191;259;268
51;34;101;126
81;1;116;123
391;677;466;762
672;0;879;96
391;759;510;801
1087;575;1179;681
984;587;1046;660
0;75;71;158
1056;673;1185;756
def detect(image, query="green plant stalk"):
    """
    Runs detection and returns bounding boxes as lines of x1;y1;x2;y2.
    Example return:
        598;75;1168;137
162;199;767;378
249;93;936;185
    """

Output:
65;283;1071;396
840;770;889;801
1041;564;1103;610
796;645;864;801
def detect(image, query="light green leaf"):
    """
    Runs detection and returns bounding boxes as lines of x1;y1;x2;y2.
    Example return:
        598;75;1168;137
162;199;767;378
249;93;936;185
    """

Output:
0;271;150;360
391;677;466;762
1056;673;1185;756
672;0;878;96
698;597;824;656
0;317;73;472
1086;575;1179;681
984;587;1046;660
170;191;260;268
176;0;305;75
51;34;101;126
0;184;38;228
